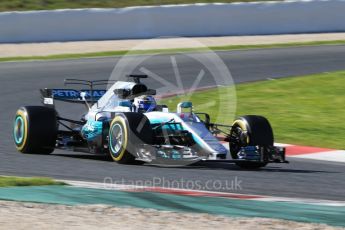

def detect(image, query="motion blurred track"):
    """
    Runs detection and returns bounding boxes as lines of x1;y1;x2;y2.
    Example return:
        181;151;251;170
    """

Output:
1;45;345;201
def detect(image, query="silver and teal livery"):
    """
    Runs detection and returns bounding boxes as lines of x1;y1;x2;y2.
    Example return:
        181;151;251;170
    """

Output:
14;75;287;169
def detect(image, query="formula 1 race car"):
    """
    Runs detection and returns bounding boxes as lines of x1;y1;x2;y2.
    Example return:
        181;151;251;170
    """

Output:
13;75;287;168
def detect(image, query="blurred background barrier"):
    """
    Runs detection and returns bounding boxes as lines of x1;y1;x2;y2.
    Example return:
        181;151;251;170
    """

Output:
0;0;345;43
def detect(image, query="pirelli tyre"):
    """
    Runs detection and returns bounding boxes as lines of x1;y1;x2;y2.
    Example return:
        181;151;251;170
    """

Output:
108;112;152;164
230;115;274;169
13;106;57;154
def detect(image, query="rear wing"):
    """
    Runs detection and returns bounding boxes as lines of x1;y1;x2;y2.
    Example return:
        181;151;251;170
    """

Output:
40;79;112;107
40;88;106;105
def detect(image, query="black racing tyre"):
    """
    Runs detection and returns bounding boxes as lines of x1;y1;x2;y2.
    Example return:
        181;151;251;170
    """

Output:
230;115;273;169
13;106;57;154
108;113;152;164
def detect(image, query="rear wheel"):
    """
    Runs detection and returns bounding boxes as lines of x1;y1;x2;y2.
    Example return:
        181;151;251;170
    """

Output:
13;106;57;154
108;113;152;164
230;115;273;169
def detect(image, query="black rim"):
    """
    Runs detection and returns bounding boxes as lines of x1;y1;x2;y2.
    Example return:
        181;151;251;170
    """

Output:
229;125;247;158
109;122;124;156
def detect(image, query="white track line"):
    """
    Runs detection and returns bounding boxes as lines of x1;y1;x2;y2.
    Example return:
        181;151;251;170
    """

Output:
62;179;345;207
293;150;345;163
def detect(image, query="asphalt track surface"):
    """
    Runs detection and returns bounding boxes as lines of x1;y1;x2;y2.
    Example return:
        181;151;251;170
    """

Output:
1;45;345;201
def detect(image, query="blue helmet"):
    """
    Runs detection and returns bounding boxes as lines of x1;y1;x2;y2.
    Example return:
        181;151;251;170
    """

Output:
133;95;156;112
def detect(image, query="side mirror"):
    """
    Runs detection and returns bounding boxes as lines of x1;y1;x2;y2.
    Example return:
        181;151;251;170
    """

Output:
179;102;193;108
177;101;193;113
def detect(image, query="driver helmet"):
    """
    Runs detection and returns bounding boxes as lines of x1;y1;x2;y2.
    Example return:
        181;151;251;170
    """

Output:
133;95;156;112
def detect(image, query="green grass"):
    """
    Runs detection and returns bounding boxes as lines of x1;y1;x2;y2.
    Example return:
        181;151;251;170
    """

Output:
0;0;279;12
160;71;345;149
0;176;65;187
2;40;345;63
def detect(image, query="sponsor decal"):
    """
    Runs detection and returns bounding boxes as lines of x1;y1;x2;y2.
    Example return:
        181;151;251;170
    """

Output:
51;89;106;100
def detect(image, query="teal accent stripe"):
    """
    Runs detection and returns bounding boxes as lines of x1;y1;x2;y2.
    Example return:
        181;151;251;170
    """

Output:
13;116;24;144
0;185;344;227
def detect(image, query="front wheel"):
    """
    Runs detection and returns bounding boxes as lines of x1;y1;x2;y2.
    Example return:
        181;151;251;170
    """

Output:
108;113;152;164
230;115;274;169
